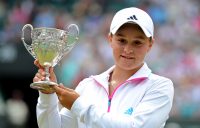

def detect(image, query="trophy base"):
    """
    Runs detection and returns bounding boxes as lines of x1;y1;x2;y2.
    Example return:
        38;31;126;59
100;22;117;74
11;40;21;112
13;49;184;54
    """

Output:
30;81;58;93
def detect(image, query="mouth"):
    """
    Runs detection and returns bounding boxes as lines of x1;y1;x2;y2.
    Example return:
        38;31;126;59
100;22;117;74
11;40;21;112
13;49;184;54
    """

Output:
121;55;134;59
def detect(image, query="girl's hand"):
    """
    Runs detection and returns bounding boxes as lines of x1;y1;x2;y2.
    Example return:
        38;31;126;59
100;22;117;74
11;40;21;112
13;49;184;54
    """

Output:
53;83;80;109
33;60;57;94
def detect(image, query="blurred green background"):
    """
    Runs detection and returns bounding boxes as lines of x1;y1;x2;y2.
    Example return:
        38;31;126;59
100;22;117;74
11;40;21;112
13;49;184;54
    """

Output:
0;0;200;128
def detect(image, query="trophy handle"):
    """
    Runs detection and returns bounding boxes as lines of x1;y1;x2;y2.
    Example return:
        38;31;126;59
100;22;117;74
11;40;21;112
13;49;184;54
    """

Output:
63;23;79;53
66;24;79;39
21;24;37;59
55;24;79;64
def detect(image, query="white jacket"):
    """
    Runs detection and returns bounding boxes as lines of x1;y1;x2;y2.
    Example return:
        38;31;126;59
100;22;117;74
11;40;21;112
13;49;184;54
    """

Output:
37;63;174;128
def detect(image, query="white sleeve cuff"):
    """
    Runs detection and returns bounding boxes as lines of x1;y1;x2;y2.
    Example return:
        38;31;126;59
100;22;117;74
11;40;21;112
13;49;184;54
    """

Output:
71;96;90;120
38;91;58;106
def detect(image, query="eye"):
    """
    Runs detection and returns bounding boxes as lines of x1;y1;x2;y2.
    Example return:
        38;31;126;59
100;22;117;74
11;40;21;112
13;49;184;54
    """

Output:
134;40;143;46
117;38;127;45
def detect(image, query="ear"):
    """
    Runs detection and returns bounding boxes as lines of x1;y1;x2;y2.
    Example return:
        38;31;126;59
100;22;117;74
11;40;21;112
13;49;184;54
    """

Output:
107;33;112;44
147;37;154;52
150;37;154;47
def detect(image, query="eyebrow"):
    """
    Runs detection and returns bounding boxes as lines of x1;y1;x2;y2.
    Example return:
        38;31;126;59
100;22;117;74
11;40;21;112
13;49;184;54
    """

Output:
116;33;125;37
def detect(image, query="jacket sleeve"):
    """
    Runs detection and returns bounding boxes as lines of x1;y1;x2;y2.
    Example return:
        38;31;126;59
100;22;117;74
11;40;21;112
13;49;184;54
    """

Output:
71;79;174;128
36;92;78;128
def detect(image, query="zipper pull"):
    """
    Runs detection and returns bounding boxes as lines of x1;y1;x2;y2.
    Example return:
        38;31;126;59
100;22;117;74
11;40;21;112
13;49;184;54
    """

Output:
107;98;112;112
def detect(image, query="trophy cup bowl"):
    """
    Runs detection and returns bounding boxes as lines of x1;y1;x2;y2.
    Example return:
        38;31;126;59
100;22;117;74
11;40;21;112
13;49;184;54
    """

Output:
21;24;79;93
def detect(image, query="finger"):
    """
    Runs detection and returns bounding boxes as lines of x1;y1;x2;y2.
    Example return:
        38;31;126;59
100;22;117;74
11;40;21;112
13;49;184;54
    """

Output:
33;76;40;82
59;83;65;89
34;71;46;81
52;85;64;95
35;71;45;79
35;72;41;77
58;84;74;92
40;89;54;94
40;91;52;94
34;60;40;67
38;69;46;76
34;60;43;69
58;83;72;92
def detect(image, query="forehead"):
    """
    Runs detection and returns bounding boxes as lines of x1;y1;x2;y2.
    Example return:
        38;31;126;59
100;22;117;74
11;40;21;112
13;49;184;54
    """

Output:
116;23;145;35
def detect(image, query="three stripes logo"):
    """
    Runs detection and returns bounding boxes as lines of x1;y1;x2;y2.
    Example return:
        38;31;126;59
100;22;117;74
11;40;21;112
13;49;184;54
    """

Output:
127;15;138;20
124;107;133;115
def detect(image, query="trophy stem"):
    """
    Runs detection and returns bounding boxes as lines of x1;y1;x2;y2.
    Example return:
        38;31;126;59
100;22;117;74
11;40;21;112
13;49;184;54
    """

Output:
45;66;50;81
44;62;51;81
30;62;57;93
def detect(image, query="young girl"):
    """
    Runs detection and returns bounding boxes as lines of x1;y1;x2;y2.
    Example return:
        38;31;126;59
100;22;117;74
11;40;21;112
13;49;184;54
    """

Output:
34;7;174;128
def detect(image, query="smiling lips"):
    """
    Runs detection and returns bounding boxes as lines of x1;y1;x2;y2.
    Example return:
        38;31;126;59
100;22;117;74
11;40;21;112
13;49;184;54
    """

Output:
121;55;134;59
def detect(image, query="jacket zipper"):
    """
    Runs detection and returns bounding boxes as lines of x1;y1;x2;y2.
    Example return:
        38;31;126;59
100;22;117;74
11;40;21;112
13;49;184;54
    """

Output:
107;83;124;112
107;98;112;112
93;77;147;113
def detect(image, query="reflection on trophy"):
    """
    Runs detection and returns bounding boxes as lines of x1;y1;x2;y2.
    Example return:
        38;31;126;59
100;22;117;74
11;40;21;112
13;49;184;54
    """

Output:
21;24;79;93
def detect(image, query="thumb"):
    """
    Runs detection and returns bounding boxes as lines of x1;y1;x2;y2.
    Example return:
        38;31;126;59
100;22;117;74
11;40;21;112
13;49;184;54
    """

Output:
52;85;63;95
59;83;66;89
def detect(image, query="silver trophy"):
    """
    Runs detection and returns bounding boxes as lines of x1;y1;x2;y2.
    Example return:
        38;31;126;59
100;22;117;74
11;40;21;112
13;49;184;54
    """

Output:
21;24;79;93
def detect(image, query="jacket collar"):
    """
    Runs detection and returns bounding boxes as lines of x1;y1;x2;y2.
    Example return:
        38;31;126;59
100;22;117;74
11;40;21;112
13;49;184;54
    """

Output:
90;63;152;88
128;63;151;80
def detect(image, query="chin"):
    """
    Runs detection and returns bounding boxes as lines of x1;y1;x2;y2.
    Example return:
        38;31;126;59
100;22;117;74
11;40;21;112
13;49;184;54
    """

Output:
119;62;143;71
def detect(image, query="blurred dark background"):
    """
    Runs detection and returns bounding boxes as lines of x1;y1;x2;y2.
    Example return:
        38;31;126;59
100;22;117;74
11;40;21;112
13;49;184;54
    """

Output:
0;0;200;128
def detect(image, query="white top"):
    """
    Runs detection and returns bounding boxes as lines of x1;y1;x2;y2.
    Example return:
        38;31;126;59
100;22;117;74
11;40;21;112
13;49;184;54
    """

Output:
36;63;174;128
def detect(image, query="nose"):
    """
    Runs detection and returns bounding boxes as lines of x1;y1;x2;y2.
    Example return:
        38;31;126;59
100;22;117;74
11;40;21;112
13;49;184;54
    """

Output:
124;44;133;54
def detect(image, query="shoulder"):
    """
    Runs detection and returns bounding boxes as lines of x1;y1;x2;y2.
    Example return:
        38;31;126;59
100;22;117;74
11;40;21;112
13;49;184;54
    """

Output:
75;77;95;93
147;73;174;96
75;66;114;93
149;73;173;85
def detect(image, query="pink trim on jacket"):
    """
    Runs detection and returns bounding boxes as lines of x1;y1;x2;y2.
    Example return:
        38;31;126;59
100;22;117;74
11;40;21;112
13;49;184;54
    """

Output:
92;77;147;112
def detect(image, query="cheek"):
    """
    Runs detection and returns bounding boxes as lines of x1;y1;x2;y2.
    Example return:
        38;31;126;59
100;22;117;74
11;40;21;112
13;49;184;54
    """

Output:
134;47;149;57
111;42;121;52
112;47;120;57
111;45;122;59
145;45;152;54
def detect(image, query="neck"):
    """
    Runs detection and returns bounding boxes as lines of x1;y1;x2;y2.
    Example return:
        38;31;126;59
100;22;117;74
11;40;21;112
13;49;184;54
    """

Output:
108;68;133;95
110;64;143;84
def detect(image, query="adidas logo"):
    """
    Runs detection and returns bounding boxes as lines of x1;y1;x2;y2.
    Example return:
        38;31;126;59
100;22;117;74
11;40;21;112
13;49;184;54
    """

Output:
124;107;133;115
127;15;138;20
